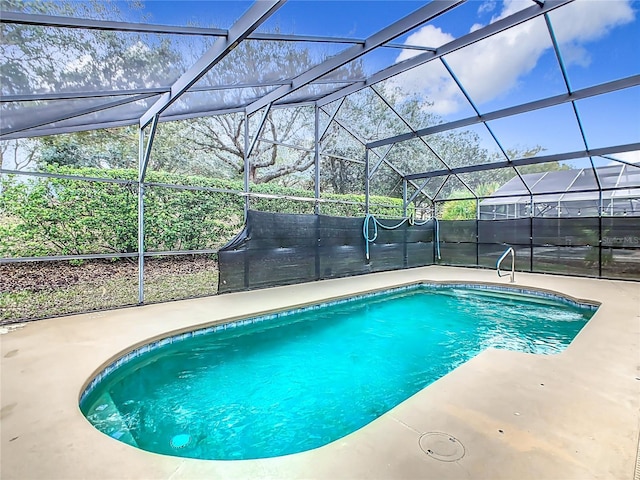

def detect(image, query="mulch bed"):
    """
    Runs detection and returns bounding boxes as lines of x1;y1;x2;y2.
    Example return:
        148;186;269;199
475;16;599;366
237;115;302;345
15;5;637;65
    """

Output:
0;256;218;293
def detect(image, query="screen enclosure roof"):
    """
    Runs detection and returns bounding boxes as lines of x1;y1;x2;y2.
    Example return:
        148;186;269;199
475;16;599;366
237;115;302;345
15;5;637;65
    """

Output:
1;0;639;199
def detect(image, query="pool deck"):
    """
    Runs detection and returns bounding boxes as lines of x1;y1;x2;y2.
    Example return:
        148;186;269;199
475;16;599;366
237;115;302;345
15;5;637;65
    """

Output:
1;266;639;480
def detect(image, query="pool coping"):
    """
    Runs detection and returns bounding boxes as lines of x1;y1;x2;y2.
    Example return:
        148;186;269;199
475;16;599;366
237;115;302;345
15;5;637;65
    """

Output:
1;266;639;480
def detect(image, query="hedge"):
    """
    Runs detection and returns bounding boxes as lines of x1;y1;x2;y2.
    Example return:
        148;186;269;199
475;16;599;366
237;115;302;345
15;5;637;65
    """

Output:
0;166;409;258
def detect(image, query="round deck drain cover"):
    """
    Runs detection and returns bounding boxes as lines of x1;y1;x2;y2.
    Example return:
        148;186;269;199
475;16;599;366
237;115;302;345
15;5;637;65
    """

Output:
419;432;465;462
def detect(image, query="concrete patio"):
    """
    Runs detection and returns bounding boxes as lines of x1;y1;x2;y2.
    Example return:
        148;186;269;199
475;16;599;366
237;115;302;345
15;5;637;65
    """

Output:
1;266;639;479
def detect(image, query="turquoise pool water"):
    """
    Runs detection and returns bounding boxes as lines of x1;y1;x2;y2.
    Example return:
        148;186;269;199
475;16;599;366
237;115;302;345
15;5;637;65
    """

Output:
80;284;596;460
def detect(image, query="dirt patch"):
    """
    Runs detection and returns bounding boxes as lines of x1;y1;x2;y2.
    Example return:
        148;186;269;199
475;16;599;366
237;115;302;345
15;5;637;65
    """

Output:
0;256;218;294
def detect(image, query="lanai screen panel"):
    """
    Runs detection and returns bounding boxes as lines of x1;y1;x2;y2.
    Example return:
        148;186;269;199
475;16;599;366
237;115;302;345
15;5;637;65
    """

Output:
0;0;638;235
361;0;639;208
1;0;637;153
2;0;640;324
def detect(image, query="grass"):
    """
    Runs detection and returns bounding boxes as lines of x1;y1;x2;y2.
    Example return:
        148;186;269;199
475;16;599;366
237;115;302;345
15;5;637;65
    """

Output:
144;270;219;303
0;269;219;324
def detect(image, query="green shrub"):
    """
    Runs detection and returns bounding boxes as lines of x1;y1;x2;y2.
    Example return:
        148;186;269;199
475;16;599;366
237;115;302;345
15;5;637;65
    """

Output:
0;166;410;258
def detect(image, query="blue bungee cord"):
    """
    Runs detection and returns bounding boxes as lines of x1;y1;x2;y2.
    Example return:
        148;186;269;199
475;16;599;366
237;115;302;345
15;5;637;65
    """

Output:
362;213;378;261
412;218;431;226
363;213;433;261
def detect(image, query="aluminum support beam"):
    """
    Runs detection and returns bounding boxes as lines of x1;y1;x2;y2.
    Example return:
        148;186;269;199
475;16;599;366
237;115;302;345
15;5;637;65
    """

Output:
137;128;145;304
368;74;640;149
2;10;450;49
247;105;273;157
1;93;157;138
137;117;159;304
245;0;462;115
408;179;433;204
432;175;450;201
314;105;320;214
0;88;168;103
244;112;250;219
1;253;138;264
0;10;228;36
423;184;640;203
139;0;284;128
364;150;370;214
0;10;368;45
439;57;532;196
317;0;573;107
405;143;640;181
402;179;408;217
0;118;143;141
139;115;159;183
0;168;136;185
318;98;346;141
368;145;394;179
255;138;314;153
545;13;603;193
1;79;365;104
147;107;246;124
144;249;220;257
318;152;365;164
385;43;436;53
601;155;640;169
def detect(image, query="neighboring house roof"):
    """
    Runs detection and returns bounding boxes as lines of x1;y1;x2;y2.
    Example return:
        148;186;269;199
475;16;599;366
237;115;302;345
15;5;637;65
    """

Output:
482;164;640;205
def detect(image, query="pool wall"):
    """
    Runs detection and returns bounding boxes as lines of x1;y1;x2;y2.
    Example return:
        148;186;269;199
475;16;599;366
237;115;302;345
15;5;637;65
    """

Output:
79;281;599;405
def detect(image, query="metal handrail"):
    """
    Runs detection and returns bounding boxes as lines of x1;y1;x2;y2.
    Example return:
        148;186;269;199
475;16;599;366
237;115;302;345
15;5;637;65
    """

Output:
497;246;515;283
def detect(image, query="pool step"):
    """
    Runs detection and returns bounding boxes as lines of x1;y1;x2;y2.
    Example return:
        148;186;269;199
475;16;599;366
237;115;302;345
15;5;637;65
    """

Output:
88;391;139;448
448;288;570;307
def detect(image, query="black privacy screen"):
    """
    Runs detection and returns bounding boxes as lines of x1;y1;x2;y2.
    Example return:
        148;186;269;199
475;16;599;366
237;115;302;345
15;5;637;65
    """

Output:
217;210;434;293
218;212;639;293
438;217;639;279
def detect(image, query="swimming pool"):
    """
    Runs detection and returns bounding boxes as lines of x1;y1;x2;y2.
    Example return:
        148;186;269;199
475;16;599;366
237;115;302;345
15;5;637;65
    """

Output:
80;283;596;460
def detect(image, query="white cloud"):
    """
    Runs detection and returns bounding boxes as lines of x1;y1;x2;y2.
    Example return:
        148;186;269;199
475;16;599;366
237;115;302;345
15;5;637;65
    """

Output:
389;0;635;116
391;26;464;115
396;25;454;62
607;151;640;165
490;0;535;22
547;0;634;66
477;0;497;16
444;16;547;105
550;0;634;44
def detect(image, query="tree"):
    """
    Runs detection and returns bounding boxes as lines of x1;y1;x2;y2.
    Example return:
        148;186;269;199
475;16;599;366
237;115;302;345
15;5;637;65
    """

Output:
38;128;138;168
320;86;443;197
440;182;501;220
1;0;187;172
176;37;367;185
36;123;210;173
0;138;37;170
320;155;365;195
1;0;183;96
185;107;319;185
